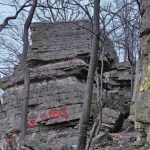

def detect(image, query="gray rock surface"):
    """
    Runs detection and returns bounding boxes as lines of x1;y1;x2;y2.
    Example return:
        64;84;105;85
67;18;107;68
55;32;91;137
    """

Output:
103;62;134;116
0;20;133;149
102;108;124;132
23;136;51;150
130;0;150;149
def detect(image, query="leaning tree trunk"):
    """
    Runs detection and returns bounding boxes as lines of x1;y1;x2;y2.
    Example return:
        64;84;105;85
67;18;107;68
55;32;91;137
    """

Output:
20;0;37;146
77;0;100;149
132;0;150;149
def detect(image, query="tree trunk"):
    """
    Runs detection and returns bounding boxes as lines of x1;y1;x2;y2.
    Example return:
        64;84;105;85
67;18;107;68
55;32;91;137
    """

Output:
77;0;100;149
19;0;37;147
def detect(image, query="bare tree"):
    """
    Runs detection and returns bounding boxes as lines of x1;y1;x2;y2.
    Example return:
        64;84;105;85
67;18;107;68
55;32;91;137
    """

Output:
0;1;30;32
19;0;37;148
0;1;140;149
77;0;100;149
36;0;92;22
0;1;32;76
105;0;140;92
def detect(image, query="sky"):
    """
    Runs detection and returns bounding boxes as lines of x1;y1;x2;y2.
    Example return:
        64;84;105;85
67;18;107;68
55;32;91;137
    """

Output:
0;0;112;21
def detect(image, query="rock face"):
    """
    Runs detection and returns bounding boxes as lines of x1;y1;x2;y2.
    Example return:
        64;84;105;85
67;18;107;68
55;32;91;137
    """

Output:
102;108;124;132
28;21;117;63
0;20;133;149
131;0;150;149
23;135;51;150
103;62;134;116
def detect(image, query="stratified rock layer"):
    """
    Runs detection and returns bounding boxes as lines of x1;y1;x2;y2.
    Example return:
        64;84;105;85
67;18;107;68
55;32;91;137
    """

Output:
131;0;150;149
103;62;133;116
0;20;133;149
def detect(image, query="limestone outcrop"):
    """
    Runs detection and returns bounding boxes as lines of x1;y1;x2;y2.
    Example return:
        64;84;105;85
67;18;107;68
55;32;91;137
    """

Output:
0;20;118;149
103;62;133;116
0;20;133;149
131;0;150;149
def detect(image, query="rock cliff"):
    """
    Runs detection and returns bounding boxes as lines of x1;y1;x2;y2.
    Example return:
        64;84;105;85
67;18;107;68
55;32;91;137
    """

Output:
0;20;133;149
131;0;150;149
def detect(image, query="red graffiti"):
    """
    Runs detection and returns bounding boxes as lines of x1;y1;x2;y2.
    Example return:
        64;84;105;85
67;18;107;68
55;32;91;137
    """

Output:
48;108;60;119
48;107;69;120
27;113;37;128
59;107;69;120
6;133;17;150
40;113;49;121
27;107;69;127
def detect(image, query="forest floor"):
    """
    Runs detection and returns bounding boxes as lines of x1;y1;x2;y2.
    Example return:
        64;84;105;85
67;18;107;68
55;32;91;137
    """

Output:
97;131;136;150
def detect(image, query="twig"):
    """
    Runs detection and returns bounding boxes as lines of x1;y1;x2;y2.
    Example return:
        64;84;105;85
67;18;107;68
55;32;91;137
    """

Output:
0;1;30;32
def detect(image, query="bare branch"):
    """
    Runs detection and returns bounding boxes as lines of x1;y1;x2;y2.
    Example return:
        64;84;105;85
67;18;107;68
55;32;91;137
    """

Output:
0;1;30;32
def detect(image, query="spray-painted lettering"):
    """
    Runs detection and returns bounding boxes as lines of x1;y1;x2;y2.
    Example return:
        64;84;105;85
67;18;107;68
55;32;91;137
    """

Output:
48;107;69;120
27;112;37;128
28;106;69;128
140;64;150;92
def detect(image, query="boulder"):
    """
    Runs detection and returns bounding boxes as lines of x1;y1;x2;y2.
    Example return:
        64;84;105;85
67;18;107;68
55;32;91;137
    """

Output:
102;108;124;132
23;136;51;150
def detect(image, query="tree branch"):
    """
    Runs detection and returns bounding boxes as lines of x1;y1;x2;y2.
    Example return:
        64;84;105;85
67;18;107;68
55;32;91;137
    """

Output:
0;1;30;32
